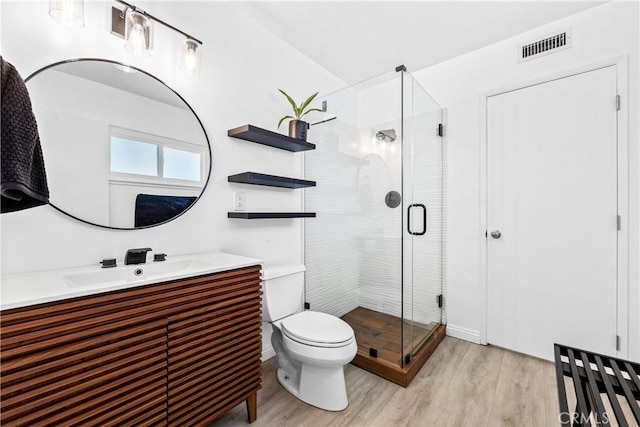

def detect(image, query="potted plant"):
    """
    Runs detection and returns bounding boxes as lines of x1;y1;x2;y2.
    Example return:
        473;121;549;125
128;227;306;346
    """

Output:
277;89;323;141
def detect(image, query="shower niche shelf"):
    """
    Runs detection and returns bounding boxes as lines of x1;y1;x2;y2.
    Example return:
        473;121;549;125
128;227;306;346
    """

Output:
228;172;316;189
228;124;316;152
228;212;316;219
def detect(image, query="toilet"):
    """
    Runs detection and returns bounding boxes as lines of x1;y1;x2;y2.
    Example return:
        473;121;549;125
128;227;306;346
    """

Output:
262;265;357;411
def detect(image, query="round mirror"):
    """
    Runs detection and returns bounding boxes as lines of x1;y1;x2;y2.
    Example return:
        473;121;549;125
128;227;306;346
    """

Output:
26;58;211;229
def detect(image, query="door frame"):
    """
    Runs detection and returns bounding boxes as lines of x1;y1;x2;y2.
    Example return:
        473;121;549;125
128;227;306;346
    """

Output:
478;56;630;357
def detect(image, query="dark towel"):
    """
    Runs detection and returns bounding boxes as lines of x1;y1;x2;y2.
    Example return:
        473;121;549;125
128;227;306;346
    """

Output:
134;194;196;227
1;56;49;213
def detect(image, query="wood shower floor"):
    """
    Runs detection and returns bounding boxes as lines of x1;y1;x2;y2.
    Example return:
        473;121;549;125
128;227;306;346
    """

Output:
341;307;438;367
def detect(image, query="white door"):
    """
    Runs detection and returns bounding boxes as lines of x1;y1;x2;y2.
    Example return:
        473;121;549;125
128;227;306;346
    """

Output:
486;66;619;361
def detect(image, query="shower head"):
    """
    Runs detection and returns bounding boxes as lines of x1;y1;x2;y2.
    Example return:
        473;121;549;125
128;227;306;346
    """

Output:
376;129;396;143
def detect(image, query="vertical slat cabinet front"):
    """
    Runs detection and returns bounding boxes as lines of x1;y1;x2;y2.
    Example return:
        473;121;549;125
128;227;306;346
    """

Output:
0;300;168;427
167;266;262;426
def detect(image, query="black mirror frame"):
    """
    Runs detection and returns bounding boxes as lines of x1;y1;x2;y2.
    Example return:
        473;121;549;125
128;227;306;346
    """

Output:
25;58;212;230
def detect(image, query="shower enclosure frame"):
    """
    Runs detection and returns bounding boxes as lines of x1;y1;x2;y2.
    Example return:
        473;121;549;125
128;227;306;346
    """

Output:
303;66;446;387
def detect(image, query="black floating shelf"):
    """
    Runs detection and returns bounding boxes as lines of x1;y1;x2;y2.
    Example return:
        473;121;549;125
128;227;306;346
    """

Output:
228;124;315;152
228;172;316;189
228;212;316;219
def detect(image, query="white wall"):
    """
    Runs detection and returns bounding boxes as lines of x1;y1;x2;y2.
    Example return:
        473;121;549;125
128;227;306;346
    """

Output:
4;0;637;362
0;0;344;273
414;1;640;359
0;1;344;359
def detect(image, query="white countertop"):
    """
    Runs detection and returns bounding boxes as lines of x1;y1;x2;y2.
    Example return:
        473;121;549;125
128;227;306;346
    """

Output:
0;251;263;311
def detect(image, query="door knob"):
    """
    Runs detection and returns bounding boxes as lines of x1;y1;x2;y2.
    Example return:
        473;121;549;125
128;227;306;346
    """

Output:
490;230;502;239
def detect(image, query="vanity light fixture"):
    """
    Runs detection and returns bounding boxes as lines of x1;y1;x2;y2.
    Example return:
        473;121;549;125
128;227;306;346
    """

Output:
179;38;202;77
111;0;203;76
124;9;151;57
49;0;84;28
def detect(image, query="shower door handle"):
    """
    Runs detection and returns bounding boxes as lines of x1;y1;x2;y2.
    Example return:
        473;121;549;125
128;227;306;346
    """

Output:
407;204;427;236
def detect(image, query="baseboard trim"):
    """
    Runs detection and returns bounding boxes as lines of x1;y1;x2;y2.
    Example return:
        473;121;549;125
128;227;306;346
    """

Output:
446;324;482;344
262;346;275;361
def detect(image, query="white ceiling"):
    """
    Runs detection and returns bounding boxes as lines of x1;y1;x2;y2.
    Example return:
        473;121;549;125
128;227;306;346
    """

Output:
239;1;605;84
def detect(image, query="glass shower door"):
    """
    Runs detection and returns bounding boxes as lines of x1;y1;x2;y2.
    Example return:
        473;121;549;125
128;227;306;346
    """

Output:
304;70;406;368
401;70;445;363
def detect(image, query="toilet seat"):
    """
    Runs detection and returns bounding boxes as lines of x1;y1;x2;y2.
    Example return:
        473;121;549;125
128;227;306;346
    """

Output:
281;311;354;348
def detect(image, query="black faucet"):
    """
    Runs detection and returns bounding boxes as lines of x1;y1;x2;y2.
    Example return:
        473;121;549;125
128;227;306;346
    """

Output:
125;248;152;265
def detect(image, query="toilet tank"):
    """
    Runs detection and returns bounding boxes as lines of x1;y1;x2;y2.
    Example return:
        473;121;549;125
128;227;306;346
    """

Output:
262;265;306;322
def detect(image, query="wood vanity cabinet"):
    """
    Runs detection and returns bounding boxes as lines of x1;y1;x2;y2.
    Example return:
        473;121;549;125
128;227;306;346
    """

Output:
0;265;262;426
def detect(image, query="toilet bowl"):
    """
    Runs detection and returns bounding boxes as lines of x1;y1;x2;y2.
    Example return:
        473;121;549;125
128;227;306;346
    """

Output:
263;266;357;411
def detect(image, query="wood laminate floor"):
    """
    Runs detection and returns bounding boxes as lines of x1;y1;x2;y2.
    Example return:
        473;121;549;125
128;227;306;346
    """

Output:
212;337;564;427
341;307;438;366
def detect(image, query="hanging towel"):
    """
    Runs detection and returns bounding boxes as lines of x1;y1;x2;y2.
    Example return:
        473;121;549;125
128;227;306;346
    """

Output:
1;56;49;213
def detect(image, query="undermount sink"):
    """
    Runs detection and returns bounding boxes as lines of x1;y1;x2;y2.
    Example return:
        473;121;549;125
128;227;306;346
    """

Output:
65;259;208;287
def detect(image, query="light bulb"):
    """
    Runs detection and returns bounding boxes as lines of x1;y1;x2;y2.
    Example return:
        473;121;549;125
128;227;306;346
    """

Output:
179;39;202;76
124;9;151;57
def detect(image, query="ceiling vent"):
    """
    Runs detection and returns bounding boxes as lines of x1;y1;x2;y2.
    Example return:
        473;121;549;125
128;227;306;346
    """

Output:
519;29;571;62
